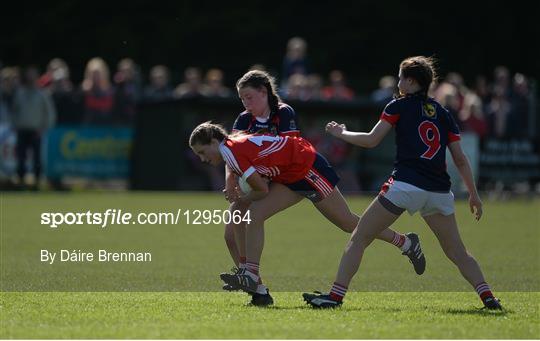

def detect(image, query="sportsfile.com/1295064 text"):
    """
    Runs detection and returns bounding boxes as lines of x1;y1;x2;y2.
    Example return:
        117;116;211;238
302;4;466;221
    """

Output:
40;209;252;228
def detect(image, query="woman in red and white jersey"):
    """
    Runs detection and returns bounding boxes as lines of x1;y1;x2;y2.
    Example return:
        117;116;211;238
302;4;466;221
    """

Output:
189;122;426;304
220;133;317;189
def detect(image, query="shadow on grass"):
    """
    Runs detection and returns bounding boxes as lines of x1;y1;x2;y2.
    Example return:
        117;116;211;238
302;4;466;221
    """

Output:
445;308;511;316
244;304;511;315
244;304;319;311
245;305;403;313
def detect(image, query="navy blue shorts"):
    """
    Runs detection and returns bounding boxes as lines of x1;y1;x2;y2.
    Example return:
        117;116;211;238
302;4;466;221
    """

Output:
285;152;340;202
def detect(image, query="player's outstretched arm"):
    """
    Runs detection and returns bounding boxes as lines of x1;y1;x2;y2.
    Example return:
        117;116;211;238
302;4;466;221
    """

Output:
448;141;483;220
326;120;392;148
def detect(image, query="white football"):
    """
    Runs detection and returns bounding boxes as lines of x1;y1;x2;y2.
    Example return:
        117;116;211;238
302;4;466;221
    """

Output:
238;177;252;194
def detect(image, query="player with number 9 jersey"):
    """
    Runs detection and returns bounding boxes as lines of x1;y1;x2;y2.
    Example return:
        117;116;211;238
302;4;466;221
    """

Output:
305;56;501;311
380;93;461;192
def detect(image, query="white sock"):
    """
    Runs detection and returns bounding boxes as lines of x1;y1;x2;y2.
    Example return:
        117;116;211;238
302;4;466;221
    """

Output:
400;236;412;252
255;284;268;295
244;269;259;282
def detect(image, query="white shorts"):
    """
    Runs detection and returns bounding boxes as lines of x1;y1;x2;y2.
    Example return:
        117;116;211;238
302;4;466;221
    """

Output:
379;180;455;217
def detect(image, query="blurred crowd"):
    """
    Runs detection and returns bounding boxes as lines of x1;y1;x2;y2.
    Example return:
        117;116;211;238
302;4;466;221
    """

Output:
0;37;536;191
1;37;535;138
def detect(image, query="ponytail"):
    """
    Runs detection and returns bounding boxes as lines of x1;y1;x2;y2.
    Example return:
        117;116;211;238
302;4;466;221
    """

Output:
400;56;438;99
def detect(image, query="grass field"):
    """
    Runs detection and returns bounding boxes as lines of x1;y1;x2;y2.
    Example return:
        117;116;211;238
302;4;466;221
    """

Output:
2;292;538;339
1;192;539;339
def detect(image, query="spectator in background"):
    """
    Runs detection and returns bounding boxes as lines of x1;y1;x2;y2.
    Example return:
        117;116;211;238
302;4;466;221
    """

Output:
11;66;56;189
507;73;530;138
434;81;461;128
81;57;114;125
371;75;396;106
0;67;20;123
143;65;173;101
39;58;82;124
306;74;323;101
286;73;324;102
493;65;512;97
113;58;140;125
321;70;355;101
281;37;309;89
444;72;467;112
38;58;68;88
474;75;491;107
486;84;511;138
204;68;232;98
174;67;206;98
459;93;488;138
285;73;309;101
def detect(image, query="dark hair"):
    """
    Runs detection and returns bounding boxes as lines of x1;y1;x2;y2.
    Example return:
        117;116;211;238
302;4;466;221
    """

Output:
400;56;437;99
189;121;228;147
236;70;281;114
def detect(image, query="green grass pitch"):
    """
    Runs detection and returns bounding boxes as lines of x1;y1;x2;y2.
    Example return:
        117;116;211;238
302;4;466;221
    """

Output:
1;192;539;338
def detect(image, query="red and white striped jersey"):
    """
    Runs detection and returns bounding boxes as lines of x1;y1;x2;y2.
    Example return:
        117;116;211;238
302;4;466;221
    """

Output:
219;134;316;184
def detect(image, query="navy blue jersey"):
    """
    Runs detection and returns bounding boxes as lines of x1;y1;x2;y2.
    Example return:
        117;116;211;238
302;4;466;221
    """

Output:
380;94;461;191
232;103;300;137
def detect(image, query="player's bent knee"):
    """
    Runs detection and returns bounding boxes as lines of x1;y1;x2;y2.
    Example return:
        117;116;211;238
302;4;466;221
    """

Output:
351;227;376;247
341;221;356;233
347;237;372;251
343;225;355;233
336;212;359;233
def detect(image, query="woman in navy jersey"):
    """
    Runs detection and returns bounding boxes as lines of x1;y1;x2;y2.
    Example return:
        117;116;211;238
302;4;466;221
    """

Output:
304;56;502;310
217;70;425;306
222;70;301;271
